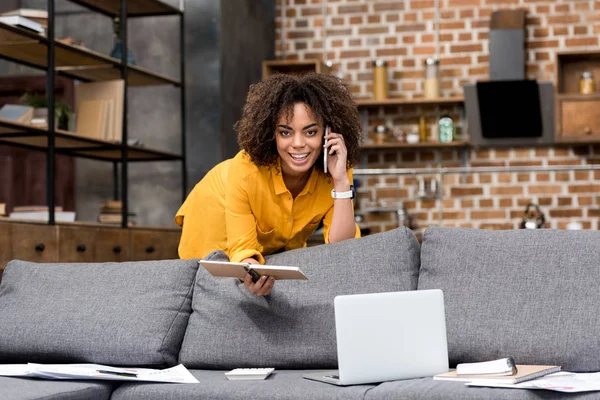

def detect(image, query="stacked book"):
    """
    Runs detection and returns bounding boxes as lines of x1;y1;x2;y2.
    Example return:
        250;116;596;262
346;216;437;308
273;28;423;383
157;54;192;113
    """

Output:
0;203;6;217
98;200;136;226
76;80;124;143
0;8;47;34
9;205;75;222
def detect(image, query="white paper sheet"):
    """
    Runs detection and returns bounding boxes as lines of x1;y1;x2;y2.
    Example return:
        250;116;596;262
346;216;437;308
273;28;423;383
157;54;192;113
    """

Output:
467;372;600;393
0;363;198;383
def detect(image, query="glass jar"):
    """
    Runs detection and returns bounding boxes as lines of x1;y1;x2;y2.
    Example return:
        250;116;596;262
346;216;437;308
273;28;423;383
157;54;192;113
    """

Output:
374;125;388;144
580;71;596;95
424;58;440;99
372;60;389;100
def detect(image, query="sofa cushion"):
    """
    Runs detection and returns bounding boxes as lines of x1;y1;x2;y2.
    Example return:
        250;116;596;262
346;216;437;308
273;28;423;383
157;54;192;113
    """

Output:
364;377;598;399
111;369;375;400
0;259;198;366
418;226;600;371
0;376;116;400
179;227;420;369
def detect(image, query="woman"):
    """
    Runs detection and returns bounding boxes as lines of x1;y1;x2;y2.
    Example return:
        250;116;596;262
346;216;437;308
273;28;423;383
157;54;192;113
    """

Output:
176;72;363;295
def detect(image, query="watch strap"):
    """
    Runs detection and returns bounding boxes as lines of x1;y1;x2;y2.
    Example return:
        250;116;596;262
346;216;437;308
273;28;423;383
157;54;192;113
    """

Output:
331;185;355;199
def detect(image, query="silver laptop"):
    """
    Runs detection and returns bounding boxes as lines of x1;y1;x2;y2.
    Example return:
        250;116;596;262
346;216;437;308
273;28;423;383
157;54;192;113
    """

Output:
303;289;449;386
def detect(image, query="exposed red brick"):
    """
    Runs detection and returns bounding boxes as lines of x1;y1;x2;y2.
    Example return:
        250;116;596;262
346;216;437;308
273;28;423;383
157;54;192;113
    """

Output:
549;209;583;218
566;37;599;47
471;210;506;220
338;4;368;14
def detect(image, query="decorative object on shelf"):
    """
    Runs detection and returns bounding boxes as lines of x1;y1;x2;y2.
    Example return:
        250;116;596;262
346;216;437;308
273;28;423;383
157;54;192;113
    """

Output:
19;92;70;130
424;58;440;99
406;130;420;144
519;203;546;229
438;112;454;143
372;60;389;100
419;115;428;142
374;125;389;144
110;16;136;64
417;178;438;199
396;207;413;229
579;71;596;95
393;128;406;143
567;221;583;230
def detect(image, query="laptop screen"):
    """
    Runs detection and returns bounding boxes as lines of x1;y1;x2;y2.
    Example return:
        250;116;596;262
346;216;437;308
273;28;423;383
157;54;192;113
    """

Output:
476;80;543;138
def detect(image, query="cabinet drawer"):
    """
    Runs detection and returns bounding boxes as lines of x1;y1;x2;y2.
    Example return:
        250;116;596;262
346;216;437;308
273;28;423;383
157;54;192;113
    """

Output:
559;98;600;138
131;231;165;261
163;230;181;260
95;228;130;262
0;221;12;281
11;223;59;263
58;226;97;262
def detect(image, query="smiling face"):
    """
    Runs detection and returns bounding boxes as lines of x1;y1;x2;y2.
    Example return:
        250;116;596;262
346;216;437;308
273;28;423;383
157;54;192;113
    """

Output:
275;102;324;178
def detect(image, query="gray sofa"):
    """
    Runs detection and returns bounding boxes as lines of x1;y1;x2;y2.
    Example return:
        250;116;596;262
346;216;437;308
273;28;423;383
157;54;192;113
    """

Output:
1;226;599;399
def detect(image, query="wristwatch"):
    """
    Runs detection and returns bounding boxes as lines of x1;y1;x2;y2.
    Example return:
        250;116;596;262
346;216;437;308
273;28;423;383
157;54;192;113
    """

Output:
331;185;355;199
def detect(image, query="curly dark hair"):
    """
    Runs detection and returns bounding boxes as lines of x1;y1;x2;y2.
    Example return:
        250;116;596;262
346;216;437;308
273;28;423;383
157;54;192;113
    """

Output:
234;72;363;173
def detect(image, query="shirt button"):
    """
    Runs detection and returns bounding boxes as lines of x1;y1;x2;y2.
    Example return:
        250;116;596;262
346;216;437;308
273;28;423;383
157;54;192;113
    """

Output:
288;218;292;222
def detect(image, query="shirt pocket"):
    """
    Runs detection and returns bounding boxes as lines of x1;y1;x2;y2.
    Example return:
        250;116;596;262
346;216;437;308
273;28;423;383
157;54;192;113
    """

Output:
256;223;285;252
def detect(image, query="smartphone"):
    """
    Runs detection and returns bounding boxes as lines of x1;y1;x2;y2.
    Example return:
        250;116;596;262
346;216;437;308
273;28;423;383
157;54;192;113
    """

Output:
324;125;329;174
244;266;262;283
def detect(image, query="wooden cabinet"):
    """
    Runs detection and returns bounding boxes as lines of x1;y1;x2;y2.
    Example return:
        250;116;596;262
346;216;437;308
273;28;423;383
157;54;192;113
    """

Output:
131;230;166;261
0;220;181;280
59;226;97;263
11;223;59;264
557;96;600;139
555;51;600;142
95;228;130;263
0;222;11;280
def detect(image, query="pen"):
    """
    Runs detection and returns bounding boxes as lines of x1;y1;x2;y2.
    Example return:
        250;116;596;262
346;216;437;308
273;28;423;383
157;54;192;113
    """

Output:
96;370;138;378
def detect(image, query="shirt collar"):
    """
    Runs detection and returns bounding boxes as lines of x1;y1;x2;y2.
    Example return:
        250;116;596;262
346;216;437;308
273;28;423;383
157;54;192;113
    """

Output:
272;157;320;197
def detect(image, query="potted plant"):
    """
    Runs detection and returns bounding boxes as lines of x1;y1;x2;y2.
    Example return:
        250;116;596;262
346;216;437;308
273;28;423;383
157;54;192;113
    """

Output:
19;92;71;130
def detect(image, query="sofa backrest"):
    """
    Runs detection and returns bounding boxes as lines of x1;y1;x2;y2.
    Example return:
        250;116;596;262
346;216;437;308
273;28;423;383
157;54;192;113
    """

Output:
178;226;421;369
0;259;198;367
418;226;600;371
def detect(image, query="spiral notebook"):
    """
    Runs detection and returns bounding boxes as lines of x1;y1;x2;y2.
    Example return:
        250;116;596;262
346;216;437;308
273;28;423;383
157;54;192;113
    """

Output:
434;365;561;384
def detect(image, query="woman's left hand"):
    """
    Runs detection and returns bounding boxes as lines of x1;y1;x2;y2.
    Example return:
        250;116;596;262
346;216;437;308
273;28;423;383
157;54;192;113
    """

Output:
324;130;348;182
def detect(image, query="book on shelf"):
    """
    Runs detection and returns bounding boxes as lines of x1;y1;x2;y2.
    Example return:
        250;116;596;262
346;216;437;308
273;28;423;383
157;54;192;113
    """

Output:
0;203;5;216
75;80;124;142
12;205;63;213
0;104;34;124
1;8;47;28
9;210;75;223
434;365;562;385
0;15;45;33
98;213;137;225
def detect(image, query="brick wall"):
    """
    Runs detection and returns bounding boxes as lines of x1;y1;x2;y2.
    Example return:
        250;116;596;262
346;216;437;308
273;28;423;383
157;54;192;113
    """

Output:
276;0;600;234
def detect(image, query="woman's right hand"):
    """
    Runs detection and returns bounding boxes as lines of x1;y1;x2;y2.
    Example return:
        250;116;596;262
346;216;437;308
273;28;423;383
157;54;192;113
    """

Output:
242;258;275;296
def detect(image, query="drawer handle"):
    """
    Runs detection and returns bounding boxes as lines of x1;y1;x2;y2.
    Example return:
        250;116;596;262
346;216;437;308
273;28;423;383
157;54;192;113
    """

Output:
584;127;592;135
113;245;122;254
145;246;155;254
35;243;45;252
76;244;86;253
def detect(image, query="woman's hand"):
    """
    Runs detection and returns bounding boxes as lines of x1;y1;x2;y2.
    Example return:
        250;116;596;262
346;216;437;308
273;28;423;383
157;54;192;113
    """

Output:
242;257;275;296
324;130;349;185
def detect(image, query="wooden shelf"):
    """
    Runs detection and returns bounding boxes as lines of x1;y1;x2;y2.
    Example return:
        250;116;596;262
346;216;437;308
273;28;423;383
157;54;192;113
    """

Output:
68;0;181;17
556;93;600;101
0;22;179;86
361;140;469;149
0;118;182;162
262;59;329;79
354;96;464;107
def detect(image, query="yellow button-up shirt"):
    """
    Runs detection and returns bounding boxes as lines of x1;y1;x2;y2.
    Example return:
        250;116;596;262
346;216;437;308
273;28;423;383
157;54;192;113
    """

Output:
176;151;360;263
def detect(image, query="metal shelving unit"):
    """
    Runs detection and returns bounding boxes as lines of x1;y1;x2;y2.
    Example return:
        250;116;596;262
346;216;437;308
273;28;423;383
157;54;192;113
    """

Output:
0;0;186;228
